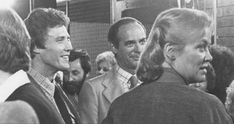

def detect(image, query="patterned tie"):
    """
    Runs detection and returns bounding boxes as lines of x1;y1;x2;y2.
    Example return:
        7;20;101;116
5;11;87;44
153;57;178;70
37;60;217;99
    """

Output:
54;75;81;124
129;75;139;89
54;84;72;124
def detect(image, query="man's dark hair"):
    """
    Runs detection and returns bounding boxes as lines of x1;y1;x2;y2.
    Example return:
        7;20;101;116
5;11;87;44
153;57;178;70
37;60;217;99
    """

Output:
208;45;234;103
63;49;91;95
24;8;70;58
69;49;91;77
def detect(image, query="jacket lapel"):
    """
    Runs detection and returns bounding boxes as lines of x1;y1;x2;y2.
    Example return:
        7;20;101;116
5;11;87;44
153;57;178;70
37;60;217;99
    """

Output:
102;70;125;104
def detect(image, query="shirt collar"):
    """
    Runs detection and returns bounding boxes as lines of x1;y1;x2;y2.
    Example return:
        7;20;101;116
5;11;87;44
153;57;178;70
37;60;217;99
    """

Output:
116;66;133;83
0;70;30;102
28;68;55;97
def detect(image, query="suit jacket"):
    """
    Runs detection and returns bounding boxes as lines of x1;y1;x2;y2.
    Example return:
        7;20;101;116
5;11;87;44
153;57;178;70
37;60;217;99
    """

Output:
102;68;233;124
78;68;126;124
0;100;39;124
6;74;65;124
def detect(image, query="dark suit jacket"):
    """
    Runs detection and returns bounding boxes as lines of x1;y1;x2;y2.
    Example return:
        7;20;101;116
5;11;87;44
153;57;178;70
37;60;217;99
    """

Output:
103;68;233;124
6;74;65;124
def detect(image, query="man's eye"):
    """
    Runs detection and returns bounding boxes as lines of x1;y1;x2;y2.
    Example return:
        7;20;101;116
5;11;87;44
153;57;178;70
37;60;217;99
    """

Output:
125;41;135;47
56;37;64;42
139;39;146;45
72;71;79;75
197;45;207;52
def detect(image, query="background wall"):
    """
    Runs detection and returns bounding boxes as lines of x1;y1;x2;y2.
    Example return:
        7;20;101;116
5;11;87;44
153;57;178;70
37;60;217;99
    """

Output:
58;0;111;78
57;0;234;78
217;0;234;51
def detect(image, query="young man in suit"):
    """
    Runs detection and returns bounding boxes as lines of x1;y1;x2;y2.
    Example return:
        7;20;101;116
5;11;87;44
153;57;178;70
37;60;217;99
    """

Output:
78;17;147;124
0;8;64;124
25;8;80;124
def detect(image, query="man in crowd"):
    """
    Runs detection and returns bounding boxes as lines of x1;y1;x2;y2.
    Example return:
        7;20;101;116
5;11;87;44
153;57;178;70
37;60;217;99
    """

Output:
0;8;63;124
25;8;80;124
63;48;91;112
78;17;147;124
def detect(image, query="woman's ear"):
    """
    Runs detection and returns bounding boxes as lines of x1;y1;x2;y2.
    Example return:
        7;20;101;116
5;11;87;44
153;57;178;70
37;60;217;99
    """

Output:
164;43;176;61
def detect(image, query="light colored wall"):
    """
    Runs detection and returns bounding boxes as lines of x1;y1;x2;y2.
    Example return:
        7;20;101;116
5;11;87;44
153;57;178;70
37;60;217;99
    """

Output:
217;0;234;51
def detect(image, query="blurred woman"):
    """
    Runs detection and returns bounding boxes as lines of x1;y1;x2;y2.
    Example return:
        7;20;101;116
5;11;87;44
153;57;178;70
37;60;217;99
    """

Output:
102;8;232;124
95;51;117;75
226;81;234;121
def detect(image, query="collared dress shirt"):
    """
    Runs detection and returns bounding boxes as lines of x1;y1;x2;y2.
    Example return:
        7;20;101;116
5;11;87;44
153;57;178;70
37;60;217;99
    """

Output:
28;68;60;112
115;66;132;92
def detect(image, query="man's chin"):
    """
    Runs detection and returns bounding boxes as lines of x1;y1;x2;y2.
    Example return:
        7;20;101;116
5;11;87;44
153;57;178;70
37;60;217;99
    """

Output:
196;76;206;83
62;66;70;70
58;63;70;70
63;83;78;95
129;61;138;68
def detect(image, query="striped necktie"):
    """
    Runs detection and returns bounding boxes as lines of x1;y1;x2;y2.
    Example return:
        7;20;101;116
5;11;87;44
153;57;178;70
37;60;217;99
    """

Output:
54;75;81;124
129;75;139;89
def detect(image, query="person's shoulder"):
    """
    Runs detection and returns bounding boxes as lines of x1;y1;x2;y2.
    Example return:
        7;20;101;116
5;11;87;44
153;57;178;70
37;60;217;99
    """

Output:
9;84;65;124
199;91;224;106
87;71;113;85
81;75;108;94
0;100;39;124
11;83;34;93
184;87;224;107
8;83;48;107
8;82;50;106
15;83;41;95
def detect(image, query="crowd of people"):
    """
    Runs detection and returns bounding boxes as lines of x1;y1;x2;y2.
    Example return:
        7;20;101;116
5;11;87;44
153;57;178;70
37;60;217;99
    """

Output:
1;5;234;124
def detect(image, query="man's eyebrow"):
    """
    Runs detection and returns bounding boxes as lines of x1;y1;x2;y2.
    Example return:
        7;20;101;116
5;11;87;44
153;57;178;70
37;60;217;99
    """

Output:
124;40;135;43
55;36;67;40
139;38;146;41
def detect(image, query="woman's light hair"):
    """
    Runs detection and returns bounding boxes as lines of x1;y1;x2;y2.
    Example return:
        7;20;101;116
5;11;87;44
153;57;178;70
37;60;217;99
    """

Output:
226;81;234;106
95;51;116;66
136;8;212;83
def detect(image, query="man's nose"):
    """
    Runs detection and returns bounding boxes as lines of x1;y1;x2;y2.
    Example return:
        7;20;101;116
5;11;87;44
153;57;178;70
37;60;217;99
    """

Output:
69;75;74;81
206;49;213;62
134;42;142;53
65;39;73;51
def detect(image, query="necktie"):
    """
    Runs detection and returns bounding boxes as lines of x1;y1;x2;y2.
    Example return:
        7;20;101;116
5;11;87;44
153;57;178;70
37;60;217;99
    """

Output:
54;76;81;124
54;84;72;124
129;75;139;89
